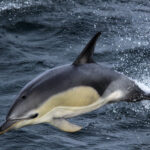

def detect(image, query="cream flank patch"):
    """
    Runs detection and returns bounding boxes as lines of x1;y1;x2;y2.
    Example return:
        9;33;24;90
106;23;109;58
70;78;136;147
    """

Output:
38;86;100;117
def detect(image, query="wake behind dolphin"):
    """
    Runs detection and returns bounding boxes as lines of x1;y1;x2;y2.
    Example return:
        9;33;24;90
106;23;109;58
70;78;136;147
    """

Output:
0;32;149;134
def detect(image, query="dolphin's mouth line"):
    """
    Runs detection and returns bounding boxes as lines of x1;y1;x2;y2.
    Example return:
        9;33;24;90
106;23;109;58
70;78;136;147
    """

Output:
0;115;40;135
0;119;23;135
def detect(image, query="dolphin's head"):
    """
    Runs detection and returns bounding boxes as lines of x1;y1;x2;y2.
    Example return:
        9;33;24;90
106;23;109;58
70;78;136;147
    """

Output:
0;80;50;134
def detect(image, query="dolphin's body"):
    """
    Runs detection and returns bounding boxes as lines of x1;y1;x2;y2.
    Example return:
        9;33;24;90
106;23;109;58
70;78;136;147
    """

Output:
0;32;149;134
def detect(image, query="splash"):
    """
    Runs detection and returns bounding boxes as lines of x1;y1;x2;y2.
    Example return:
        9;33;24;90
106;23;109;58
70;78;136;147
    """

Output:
135;80;150;110
0;0;52;12
0;1;31;11
136;81;150;94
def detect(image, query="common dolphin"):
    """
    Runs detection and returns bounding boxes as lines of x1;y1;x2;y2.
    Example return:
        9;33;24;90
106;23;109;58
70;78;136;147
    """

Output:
0;32;149;134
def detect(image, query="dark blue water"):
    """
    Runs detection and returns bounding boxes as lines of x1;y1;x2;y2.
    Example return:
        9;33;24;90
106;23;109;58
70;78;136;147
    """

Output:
0;0;150;149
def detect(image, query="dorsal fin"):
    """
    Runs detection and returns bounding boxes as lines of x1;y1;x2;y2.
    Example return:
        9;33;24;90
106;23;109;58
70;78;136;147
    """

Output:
73;32;101;65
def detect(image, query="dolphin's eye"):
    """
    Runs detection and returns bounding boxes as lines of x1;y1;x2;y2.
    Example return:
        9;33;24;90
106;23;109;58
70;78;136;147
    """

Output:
22;95;26;99
29;113;39;119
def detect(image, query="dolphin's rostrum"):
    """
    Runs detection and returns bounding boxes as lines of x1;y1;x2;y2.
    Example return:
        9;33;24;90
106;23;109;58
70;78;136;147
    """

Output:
0;32;149;134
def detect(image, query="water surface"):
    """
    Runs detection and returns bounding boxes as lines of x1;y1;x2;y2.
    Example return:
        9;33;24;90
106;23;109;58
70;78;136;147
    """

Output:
0;0;150;149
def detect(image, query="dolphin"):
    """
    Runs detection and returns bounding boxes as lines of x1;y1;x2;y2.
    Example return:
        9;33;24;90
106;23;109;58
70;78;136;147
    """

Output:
0;32;149;134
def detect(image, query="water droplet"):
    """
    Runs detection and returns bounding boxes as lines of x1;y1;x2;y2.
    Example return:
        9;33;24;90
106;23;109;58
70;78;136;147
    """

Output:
94;24;97;29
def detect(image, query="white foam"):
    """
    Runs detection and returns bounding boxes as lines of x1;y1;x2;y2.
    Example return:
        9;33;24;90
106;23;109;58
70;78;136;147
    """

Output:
0;0;44;12
133;80;150;109
134;80;150;94
0;1;24;11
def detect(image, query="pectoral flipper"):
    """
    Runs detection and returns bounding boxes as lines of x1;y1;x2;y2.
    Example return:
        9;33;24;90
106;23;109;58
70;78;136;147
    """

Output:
49;118;82;132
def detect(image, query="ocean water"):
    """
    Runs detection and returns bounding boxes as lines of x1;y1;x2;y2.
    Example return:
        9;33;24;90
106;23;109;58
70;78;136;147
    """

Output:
0;0;150;149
